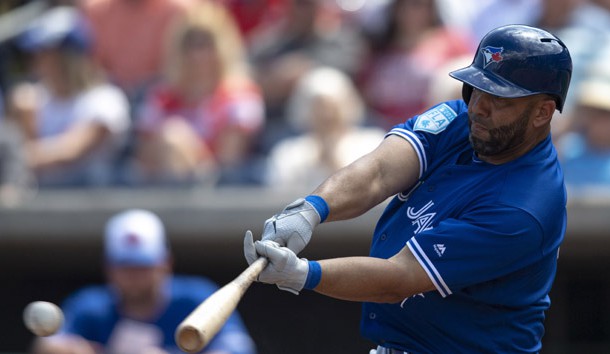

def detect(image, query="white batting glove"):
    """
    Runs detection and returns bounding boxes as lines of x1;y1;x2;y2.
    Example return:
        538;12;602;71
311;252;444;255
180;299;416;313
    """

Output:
260;198;321;254
244;232;308;295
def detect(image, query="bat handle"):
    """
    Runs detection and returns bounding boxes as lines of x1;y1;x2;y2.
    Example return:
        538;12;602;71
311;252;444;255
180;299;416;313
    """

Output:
238;257;269;284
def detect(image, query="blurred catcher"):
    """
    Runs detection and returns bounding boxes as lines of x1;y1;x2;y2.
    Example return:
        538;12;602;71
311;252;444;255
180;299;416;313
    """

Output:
33;209;256;354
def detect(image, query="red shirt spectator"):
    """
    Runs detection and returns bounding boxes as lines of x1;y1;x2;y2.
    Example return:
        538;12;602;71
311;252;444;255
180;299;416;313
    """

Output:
82;0;193;100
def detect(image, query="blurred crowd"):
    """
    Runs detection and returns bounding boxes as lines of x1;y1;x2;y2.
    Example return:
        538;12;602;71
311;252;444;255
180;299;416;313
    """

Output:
0;0;609;204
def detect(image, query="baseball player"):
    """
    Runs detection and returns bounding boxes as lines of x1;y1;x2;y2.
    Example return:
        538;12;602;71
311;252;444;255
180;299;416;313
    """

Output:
244;24;572;353
34;209;256;354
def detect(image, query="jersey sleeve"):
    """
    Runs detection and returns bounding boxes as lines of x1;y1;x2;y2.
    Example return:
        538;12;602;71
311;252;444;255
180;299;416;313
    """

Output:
406;205;544;298
385;100;468;179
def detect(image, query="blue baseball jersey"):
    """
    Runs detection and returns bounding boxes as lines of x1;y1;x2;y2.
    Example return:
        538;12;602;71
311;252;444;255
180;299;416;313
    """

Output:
361;100;566;353
59;275;256;354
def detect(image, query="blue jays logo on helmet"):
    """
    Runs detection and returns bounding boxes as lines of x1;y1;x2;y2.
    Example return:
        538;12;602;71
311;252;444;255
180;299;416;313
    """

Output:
481;46;504;67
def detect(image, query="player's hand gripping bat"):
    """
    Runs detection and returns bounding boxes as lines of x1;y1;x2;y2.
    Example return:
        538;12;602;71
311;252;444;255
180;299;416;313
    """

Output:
175;257;268;353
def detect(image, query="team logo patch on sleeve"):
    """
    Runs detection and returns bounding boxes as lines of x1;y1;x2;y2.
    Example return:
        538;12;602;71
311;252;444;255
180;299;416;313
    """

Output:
413;103;457;134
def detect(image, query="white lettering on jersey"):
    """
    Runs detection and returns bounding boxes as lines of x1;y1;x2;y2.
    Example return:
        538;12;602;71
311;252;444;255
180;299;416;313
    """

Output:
400;293;426;308
407;200;436;234
434;244;446;257
402;201;436;305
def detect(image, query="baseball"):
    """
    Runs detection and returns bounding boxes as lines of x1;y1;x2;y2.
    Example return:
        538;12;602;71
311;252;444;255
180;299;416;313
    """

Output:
23;301;64;336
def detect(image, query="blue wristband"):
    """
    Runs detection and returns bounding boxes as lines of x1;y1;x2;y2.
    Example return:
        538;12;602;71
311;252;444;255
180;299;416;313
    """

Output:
304;260;322;290
304;195;329;223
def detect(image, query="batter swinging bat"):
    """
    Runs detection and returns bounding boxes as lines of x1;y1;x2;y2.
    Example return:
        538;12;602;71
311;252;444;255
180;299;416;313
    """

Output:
175;257;268;353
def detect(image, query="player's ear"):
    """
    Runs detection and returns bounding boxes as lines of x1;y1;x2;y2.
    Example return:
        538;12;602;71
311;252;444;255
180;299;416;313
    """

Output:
532;96;556;128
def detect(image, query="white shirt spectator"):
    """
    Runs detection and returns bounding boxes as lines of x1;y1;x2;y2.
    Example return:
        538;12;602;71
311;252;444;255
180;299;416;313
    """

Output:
35;83;130;186
267;128;385;188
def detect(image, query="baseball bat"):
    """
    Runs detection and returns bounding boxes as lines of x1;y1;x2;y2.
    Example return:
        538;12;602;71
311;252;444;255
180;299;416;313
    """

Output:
175;257;268;353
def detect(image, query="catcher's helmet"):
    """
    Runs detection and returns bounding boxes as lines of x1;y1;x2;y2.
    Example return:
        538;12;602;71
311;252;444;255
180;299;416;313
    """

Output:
450;24;572;112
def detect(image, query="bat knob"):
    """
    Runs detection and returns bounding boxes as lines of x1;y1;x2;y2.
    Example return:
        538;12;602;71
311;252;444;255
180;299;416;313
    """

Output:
176;325;206;353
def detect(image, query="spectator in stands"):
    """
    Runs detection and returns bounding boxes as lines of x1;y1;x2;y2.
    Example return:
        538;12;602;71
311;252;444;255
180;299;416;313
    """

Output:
535;0;584;33
557;55;610;187
31;208;257;354
132;1;264;186
9;6;130;187
424;54;472;108
534;0;610;136
266;66;385;189
247;0;366;152
219;0;287;43
0;92;35;206
435;0;542;42
358;0;474;129
81;0;193;105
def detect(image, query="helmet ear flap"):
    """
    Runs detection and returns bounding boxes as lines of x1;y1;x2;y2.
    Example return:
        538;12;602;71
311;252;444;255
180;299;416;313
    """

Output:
462;84;473;105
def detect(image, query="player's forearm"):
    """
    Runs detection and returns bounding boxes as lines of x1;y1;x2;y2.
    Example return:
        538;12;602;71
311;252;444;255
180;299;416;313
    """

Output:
314;257;422;303
312;155;391;222
312;246;435;302
27;124;108;169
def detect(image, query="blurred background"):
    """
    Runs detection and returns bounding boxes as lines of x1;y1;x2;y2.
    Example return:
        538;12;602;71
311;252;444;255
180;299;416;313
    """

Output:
0;0;609;353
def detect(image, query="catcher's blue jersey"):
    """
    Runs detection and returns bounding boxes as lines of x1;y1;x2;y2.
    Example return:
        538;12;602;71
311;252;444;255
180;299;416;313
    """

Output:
59;275;256;354
361;100;566;353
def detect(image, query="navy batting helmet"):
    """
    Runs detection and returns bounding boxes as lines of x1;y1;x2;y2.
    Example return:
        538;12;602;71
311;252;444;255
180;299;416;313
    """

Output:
449;24;572;112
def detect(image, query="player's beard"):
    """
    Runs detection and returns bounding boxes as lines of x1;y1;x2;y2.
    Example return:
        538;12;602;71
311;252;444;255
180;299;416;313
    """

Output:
468;104;532;157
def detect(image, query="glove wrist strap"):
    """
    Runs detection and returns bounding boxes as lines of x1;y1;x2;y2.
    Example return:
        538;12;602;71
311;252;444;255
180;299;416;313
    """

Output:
304;195;329;223
304;260;322;290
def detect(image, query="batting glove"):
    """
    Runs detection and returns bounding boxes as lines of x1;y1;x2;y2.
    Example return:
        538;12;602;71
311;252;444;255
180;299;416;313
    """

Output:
260;198;322;254
244;231;308;295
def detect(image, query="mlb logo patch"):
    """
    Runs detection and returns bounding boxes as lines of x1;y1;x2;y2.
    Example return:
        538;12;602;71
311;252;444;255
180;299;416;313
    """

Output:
413;103;457;134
